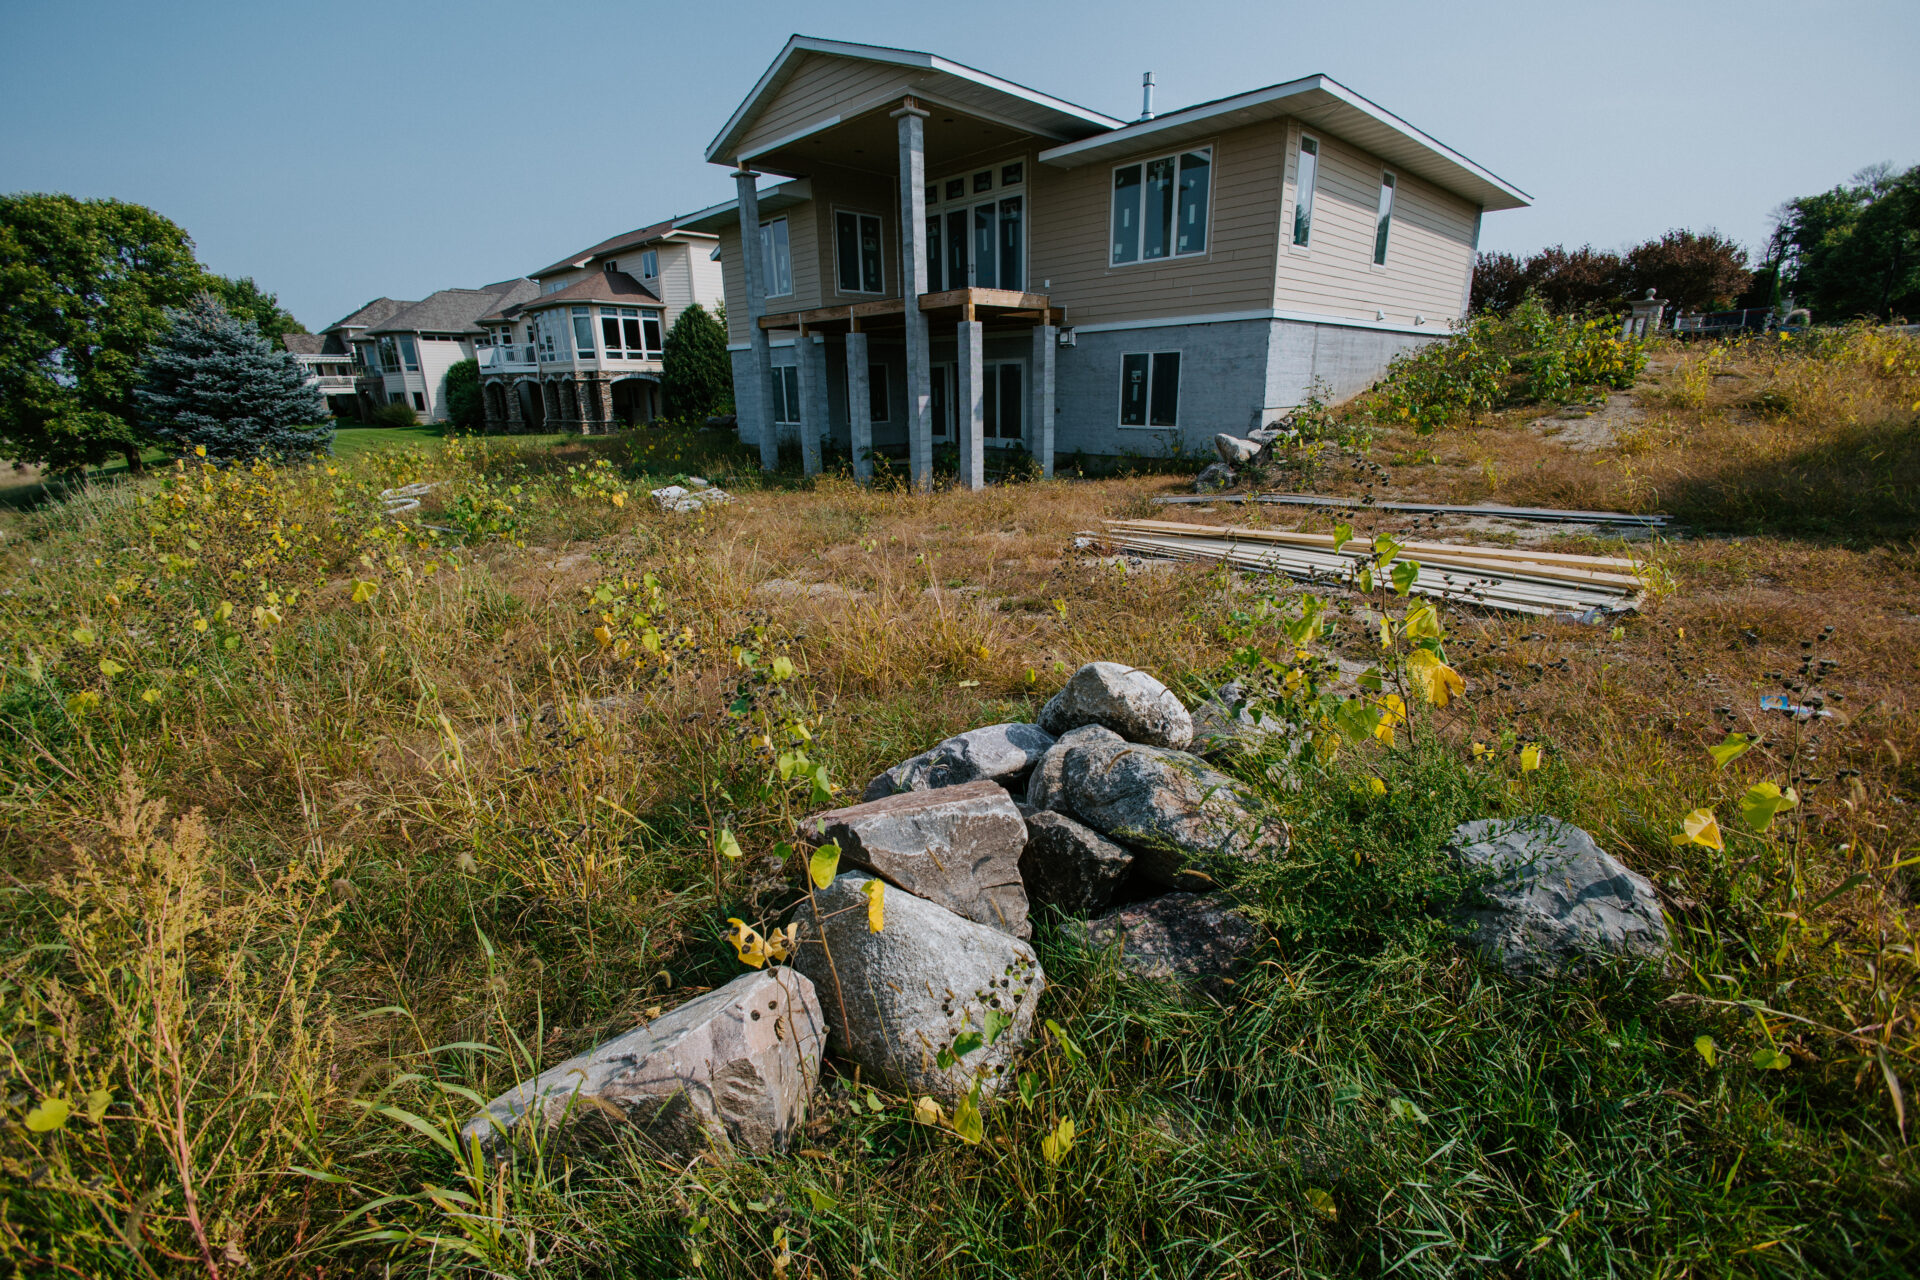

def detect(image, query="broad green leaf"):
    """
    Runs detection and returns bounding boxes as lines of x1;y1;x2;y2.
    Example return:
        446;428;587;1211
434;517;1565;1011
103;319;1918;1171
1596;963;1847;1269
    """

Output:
1707;732;1754;769
950;1031;984;1058
716;828;743;860
1694;1035;1717;1067
984;1008;1012;1046
1753;1047;1791;1070
1356;567;1374;594
1017;1071;1039;1109
86;1089;111;1123
1332;697;1384;745
71;628;95;646
1402;602;1445;639
935;1046;956;1070
860;878;884;932
1330;522;1354;551
1372;534;1402;564
1387;1097;1429;1123
808;841;841;888
865;1089;884;1114
1671;808;1724;851
950;1088;984;1145
1045;1018;1084;1063
1739;782;1798;833
25;1097;70;1132
1391;559;1421;596
805;1185;837;1214
1040;1116;1076;1165
98;659;124;678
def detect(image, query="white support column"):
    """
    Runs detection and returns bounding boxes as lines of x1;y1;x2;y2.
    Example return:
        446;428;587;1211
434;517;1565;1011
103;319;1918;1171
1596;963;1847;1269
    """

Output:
844;328;872;481
795;331;826;476
734;167;779;472
893;100;933;491
1032;323;1057;478
956;319;985;491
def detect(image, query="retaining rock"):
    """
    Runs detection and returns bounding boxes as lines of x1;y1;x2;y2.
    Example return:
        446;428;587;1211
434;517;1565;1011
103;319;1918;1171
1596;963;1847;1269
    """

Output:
1019;810;1134;916
1214;434;1261;464
1081;893;1258;991
1038;661;1194;750
862;722;1055;802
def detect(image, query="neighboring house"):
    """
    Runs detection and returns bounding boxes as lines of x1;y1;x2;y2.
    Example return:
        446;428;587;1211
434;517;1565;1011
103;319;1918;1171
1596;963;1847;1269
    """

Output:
356;280;541;423
683;35;1528;486
280;332;359;419
476;219;724;432
319;297;410;422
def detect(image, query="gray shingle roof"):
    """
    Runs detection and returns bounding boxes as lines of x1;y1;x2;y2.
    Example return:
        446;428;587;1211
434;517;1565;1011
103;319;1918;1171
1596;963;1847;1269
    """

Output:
367;279;539;336
324;296;410;333
280;332;325;355
519;270;664;313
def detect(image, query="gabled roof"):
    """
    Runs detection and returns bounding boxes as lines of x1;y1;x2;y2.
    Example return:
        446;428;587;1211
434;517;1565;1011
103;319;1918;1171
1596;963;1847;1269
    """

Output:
325;296;410;334
368;280;539;336
280;332;325;355
1037;74;1530;211
706;34;1123;165
675;178;815;236
518;270;664;314
530;218;715;279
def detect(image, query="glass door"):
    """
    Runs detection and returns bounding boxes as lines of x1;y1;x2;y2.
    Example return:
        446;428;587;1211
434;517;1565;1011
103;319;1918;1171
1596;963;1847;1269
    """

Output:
929;364;952;440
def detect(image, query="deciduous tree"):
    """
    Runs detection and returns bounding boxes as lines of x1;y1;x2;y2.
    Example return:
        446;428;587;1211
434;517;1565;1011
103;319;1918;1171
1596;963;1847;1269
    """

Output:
203;274;305;346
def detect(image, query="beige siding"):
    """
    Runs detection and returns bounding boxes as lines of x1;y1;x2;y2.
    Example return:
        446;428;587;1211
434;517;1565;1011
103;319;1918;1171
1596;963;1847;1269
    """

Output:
735;54;916;162
804;165;902;309
1274;121;1478;325
688;239;726;312
1029;120;1283;327
718;224;749;343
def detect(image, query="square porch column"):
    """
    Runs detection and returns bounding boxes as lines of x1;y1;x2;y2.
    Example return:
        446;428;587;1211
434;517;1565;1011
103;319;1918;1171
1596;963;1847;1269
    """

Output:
956;319;985;490
893;100;933;491
794;331;826;476
734;167;779;472
844;328;872;480
1032;323;1057;478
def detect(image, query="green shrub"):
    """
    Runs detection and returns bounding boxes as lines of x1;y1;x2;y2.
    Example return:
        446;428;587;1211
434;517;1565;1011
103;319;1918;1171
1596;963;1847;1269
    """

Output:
444;358;481;430
370;400;419;429
661;303;733;420
1365;297;1648;432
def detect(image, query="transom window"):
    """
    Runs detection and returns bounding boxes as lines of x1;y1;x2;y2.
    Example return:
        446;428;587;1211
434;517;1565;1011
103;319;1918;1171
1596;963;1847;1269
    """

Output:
1373;171;1396;265
1110;148;1211;266
759;218;792;297
600;306;663;359
924;159;1024;293
834;210;884;294
1292;136;1320;247
1119;351;1181;428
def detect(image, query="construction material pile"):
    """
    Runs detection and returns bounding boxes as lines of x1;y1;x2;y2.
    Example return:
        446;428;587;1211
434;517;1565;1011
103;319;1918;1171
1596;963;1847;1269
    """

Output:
1101;518;1647;618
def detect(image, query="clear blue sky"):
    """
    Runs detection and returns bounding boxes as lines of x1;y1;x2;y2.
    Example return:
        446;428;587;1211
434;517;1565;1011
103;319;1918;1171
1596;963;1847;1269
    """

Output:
4;0;1913;331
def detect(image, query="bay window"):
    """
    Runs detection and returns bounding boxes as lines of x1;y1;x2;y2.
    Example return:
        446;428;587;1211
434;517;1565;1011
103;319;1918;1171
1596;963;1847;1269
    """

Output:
600;307;663;359
1119;351;1182;428
835;210;884;294
571;306;595;360
1110;149;1211;266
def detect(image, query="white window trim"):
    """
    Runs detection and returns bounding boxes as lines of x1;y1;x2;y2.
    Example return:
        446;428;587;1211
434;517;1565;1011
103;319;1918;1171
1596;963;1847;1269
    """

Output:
639;249;659;279
831;207;887;296
1117;349;1182;429
1290;133;1320;253
1372;169;1396;269
1107;145;1215;270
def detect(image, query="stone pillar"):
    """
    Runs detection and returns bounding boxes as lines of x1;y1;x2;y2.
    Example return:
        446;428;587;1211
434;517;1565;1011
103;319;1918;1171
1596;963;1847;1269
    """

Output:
583;376;612;434
844;329;872;480
893;100;933;491
734;167;779;472
506;380;526;433
794;332;826;476
542;379;561;430
956;320;985;490
1032;324;1057;478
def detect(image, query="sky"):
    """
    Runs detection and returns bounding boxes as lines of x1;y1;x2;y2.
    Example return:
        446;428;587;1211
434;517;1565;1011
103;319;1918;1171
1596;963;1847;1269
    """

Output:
3;0;1914;331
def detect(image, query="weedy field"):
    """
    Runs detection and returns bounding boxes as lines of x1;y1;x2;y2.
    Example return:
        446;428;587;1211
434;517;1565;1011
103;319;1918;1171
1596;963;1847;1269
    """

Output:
2;330;1919;1278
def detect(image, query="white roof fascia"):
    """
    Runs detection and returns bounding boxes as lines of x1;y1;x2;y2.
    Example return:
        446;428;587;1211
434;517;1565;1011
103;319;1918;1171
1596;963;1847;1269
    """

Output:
1037;74;1529;210
675;179;815;234
707;34;1122;164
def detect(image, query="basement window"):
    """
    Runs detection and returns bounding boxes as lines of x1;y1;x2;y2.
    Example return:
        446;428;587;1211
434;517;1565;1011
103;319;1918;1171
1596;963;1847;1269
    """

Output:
1110;148;1211;265
1292;135;1319;247
835;210;884;294
1374;171;1396;265
1119;351;1181;428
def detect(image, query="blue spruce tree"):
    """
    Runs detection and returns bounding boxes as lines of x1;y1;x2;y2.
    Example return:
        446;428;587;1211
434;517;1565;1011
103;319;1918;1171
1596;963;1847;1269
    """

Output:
137;294;331;461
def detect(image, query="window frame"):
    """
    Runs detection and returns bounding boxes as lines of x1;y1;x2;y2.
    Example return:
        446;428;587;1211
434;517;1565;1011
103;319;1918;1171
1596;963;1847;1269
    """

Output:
639;249;659;278
924;159;1027;292
570;306;596;360
1291;134;1320;250
770;362;801;425
1117;350;1183;429
398;335;420;371
759;217;792;298
1108;147;1214;269
1372;170;1396;267
832;208;886;296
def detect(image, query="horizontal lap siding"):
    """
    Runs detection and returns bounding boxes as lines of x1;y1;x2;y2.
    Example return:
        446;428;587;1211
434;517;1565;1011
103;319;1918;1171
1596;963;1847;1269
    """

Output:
719;226;749;343
807;166;904;310
736;55;916;160
1031;120;1283;326
1275;122;1478;325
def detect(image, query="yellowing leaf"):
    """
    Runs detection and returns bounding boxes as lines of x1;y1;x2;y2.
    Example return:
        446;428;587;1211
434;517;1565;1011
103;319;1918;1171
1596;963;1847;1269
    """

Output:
1671;808;1724;851
1040;1116;1076;1165
860;878;885;932
140;688;160;704
1695;1035;1717;1067
717;828;744;860
609;491;625;508
912;1096;943;1126
1365;776;1387;794
593;625;613;648
764;922;798;963
191;617;208;632
65;691;100;714
771;656;796;681
350;580;378;604
70;628;95;646
1402;602;1445;640
808;841;841;888
1406;649;1465;707
726;918;771;968
1372;694;1405;746
98;659;124;678
193;444;207;457
1740;782;1799;833
86;1088;112;1123
1471;741;1493;762
1519;743;1542;772
1708;732;1754;769
1306;1187;1338;1220
214;600;233;622
24;1097;70;1132
950;1088;984;1145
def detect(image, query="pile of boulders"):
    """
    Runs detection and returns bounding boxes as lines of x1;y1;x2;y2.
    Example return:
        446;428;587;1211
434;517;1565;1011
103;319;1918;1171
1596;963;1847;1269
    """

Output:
651;476;733;513
461;662;1673;1163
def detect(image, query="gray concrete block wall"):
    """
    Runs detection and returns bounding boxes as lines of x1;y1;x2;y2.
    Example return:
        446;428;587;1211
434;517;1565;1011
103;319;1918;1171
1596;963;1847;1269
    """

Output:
1262;320;1440;423
1053;320;1271;459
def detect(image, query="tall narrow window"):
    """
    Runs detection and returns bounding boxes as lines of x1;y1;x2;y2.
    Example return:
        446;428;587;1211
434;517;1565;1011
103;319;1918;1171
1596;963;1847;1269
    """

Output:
835;211;883;294
759;218;792;297
771;365;800;424
399;336;419;371
571;306;595;359
945;209;968;288
1119;351;1181;427
1293;136;1319;247
1373;171;1396;265
997;362;1023;440
973;204;996;289
998;196;1023;291
641;311;662;355
926;215;943;291
639;249;658;278
1111;149;1212;265
868;363;889;423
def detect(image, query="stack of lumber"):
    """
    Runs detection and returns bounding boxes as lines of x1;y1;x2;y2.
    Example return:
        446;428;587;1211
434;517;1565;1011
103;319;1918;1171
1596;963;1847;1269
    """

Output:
1101;518;1647;618
1156;492;1669;528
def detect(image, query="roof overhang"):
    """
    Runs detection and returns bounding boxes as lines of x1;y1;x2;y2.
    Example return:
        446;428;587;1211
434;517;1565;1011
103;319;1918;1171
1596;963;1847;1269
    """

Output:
676;179;815;235
1038;74;1529;211
706;35;1122;166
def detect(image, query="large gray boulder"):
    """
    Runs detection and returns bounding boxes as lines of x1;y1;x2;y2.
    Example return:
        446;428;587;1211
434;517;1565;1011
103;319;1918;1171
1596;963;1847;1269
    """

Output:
800;780;1030;938
1028;725;1277;889
1019;810;1133;917
862;722;1055;802
1080;893;1258;992
1039;661;1193;749
460;968;824;1158
1214;433;1261;464
790;873;1043;1102
1449;818;1671;977
1188;681;1286;756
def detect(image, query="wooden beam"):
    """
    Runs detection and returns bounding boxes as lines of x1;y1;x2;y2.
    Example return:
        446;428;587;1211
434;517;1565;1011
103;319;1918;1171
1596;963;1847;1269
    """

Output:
758;311;801;330
849;298;906;319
